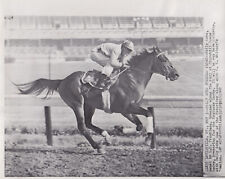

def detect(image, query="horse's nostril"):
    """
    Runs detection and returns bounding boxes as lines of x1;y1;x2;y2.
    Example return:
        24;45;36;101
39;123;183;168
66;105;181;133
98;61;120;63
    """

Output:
175;74;179;77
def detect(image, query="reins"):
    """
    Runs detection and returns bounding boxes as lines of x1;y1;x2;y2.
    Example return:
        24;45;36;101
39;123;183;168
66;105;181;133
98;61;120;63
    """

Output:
114;49;166;79
111;66;148;80
111;67;128;80
156;51;166;58
129;67;149;74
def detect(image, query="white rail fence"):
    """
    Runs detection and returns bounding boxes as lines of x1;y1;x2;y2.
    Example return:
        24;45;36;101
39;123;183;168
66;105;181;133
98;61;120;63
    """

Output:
5;95;203;148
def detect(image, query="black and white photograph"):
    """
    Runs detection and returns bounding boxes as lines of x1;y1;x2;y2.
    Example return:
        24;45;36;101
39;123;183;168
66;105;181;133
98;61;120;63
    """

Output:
1;0;225;177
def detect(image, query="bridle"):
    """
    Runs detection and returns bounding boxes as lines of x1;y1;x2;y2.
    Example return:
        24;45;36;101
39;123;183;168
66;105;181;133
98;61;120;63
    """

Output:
127;50;167;75
156;51;166;58
113;49;167;78
155;51;170;79
151;50;170;79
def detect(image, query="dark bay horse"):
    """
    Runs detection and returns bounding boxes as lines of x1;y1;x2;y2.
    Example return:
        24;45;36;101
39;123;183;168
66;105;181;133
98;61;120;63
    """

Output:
16;47;179;153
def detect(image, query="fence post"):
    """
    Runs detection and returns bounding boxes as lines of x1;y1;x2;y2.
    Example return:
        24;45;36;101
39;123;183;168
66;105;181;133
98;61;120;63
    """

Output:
151;107;156;149
147;107;156;149
44;106;53;146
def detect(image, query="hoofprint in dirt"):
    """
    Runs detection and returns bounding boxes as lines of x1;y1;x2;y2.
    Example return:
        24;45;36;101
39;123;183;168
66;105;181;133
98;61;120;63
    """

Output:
5;134;203;177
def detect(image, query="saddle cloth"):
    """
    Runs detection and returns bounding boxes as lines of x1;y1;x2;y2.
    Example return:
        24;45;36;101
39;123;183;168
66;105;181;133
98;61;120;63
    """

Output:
81;69;121;113
81;69;123;90
81;70;100;88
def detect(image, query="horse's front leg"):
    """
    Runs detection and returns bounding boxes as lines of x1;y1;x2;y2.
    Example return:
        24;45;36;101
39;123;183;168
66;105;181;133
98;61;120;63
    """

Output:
122;113;144;132
125;103;152;117
125;103;155;148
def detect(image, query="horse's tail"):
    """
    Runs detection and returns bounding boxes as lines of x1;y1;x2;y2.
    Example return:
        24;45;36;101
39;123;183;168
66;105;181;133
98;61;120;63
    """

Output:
14;78;62;99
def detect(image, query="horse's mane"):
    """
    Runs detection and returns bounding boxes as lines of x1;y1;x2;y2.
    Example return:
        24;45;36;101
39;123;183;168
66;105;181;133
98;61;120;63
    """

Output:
128;48;153;67
120;48;154;92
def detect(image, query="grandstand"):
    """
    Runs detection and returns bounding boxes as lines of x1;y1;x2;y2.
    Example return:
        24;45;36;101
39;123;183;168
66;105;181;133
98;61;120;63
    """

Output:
118;17;135;29
135;17;152;29
168;17;185;28
84;16;102;29
101;17;118;29
151;17;169;28
4;16;203;62
69;17;84;29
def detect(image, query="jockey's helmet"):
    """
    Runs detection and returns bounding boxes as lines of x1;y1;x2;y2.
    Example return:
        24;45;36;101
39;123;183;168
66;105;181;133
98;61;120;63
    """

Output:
122;40;134;51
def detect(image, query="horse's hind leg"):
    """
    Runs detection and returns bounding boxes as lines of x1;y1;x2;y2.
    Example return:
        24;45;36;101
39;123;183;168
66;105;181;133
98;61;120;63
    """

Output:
57;75;104;153
84;102;111;145
72;105;105;152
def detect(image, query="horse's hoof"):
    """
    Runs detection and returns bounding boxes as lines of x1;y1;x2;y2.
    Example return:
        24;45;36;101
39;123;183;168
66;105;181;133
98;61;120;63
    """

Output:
145;137;156;149
97;147;106;154
105;136;112;146
145;140;151;146
145;137;152;146
136;124;143;131
103;141;111;146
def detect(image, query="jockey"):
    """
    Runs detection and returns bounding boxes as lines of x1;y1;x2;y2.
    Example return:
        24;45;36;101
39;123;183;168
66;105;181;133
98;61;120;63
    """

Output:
90;40;135;87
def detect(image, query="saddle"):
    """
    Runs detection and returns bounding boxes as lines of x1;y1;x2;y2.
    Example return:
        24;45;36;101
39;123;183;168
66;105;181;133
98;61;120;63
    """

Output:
80;68;127;113
81;68;126;92
81;70;110;90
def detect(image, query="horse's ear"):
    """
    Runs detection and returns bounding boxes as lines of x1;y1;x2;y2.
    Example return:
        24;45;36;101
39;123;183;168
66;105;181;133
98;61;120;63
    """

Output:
146;47;154;53
155;46;160;52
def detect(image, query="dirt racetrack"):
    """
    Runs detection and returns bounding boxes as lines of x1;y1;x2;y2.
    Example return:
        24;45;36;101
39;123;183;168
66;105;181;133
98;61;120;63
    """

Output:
5;142;202;177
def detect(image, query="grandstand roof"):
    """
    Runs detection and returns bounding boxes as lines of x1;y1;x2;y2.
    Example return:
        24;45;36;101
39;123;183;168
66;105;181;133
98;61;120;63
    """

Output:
2;0;213;17
4;16;204;39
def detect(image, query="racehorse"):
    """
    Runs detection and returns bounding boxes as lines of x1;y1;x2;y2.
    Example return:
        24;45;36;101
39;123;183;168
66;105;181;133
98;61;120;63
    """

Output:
15;47;179;153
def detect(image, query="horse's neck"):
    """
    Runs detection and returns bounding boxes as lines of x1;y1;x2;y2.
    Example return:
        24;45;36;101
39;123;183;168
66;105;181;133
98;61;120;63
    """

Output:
128;54;154;88
132;69;153;88
143;72;153;87
120;68;153;92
